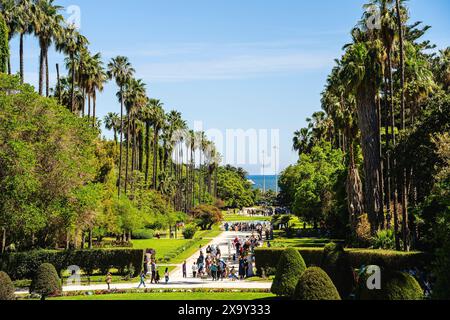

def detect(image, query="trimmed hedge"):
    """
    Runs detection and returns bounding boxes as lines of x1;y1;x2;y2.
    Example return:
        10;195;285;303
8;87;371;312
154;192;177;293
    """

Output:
0;271;15;300
30;263;62;299
356;271;423;300
320;243;355;299
0;249;144;280
293;267;341;300
255;247;429;277
271;248;307;296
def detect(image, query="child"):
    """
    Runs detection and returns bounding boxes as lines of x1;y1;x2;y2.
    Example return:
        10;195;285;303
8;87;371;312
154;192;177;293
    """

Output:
137;271;146;288
164;267;169;284
105;272;112;290
155;270;161;284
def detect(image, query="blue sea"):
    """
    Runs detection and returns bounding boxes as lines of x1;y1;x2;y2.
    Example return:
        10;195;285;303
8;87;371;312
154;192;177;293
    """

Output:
247;175;278;191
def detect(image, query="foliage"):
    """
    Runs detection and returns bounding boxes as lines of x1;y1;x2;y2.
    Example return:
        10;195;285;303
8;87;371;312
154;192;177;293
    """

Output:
293;267;341;300
357;271;423;300
255;248;428;277
372;229;396;250
0;13;8;73
279;141;345;226
0;249;144;280
216;166;255;209
132;229;155;240
30;263;62;299
271;248;307;296
0;74;98;250
320;243;355;299
0;271;15;300
182;224;198;240
189;205;223;230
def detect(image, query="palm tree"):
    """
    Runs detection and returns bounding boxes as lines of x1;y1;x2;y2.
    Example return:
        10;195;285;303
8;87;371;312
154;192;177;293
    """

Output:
14;0;34;83
56;25;89;111
341;38;385;235
122;78;146;194
148;99;166;190
293;128;312;156
104;112;121;145
33;0;64;96
107;56;135;197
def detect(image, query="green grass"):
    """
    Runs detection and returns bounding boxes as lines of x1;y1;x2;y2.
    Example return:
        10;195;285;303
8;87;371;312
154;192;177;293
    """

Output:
266;237;341;248
51;292;276;301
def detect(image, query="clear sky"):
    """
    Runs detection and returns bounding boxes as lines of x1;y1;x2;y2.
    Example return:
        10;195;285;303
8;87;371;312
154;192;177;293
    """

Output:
8;0;450;174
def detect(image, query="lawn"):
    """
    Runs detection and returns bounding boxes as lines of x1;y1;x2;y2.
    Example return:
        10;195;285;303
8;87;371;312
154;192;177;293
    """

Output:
265;237;342;248
52;291;276;301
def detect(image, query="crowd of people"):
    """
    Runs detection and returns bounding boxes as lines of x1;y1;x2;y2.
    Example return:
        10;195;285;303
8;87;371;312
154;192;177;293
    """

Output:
224;222;274;240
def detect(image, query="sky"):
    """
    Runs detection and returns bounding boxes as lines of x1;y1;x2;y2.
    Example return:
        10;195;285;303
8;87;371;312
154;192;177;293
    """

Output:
8;0;450;175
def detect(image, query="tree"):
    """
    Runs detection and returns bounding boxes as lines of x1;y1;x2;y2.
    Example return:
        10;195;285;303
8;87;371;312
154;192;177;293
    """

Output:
189;205;222;230
33;0;64;96
30;263;62;300
271;248;306;296
107;56;135;197
104;112;121;145
0;12;8;73
148;98;165;190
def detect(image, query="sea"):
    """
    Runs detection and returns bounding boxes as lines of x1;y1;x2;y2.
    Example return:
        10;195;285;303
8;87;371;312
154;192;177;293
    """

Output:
247;175;278;192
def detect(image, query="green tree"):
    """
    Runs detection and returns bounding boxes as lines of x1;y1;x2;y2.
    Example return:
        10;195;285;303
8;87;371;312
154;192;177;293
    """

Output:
0;12;8;73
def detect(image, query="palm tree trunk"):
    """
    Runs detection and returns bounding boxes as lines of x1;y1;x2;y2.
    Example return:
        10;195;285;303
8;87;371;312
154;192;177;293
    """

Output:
19;33;24;83
152;129;159;190
56;63;61;104
87;94;91;119
145;122;150;187
118;88;124;197
71;53;76;113
377;95;385;229
125;113;131;194
139;129;144;172
1;227;6;254
45;48;49;97
92;91;97;127
396;0;409;251
39;46;45;96
356;84;382;235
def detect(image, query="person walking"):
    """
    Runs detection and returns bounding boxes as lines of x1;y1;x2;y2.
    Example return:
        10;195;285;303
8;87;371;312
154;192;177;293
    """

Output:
210;262;218;281
138;271;146;288
105;272;112;290
164;267;170;284
182;261;187;278
192;262;198;278
150;260;157;284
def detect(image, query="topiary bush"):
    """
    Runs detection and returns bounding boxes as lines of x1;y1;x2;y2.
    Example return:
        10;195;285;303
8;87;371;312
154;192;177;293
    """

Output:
271;248;307;296
132;229;155;239
182;224;198;239
30;263;62;300
356;271;423;300
293;267;341;300
0;271;15;300
320;242;355;299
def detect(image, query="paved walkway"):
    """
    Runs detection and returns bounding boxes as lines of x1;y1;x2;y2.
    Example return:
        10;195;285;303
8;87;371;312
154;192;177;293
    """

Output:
16;230;271;295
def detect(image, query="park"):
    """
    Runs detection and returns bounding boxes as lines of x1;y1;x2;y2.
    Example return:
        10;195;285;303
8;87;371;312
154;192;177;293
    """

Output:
0;0;449;302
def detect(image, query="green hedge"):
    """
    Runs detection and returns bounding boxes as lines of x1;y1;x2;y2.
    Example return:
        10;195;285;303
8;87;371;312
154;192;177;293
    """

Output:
0;249;144;280
255;248;429;276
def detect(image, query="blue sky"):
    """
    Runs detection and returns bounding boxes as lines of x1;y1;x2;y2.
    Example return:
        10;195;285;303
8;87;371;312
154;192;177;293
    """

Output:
8;0;450;174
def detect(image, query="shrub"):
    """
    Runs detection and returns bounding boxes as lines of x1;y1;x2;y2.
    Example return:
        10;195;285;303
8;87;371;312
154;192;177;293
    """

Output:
0;249;144;280
254;248;428;277
0;271;15;300
356;271;423;300
30;263;62;300
293;267;341;300
132;229;155;240
320;243;355;299
371;229;396;250
271;248;306;296
182;224;198;239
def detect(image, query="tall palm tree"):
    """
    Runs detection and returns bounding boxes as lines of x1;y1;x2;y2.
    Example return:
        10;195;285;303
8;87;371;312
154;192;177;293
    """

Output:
107;56;135;197
33;0;64;96
104;112;121;145
341;38;385;235
148;99;166;190
122;78;146;194
56;25;89;111
14;0;34;82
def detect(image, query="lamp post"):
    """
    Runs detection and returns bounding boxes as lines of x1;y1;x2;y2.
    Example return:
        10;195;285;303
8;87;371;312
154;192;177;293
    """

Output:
262;150;266;193
274;145;279;194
